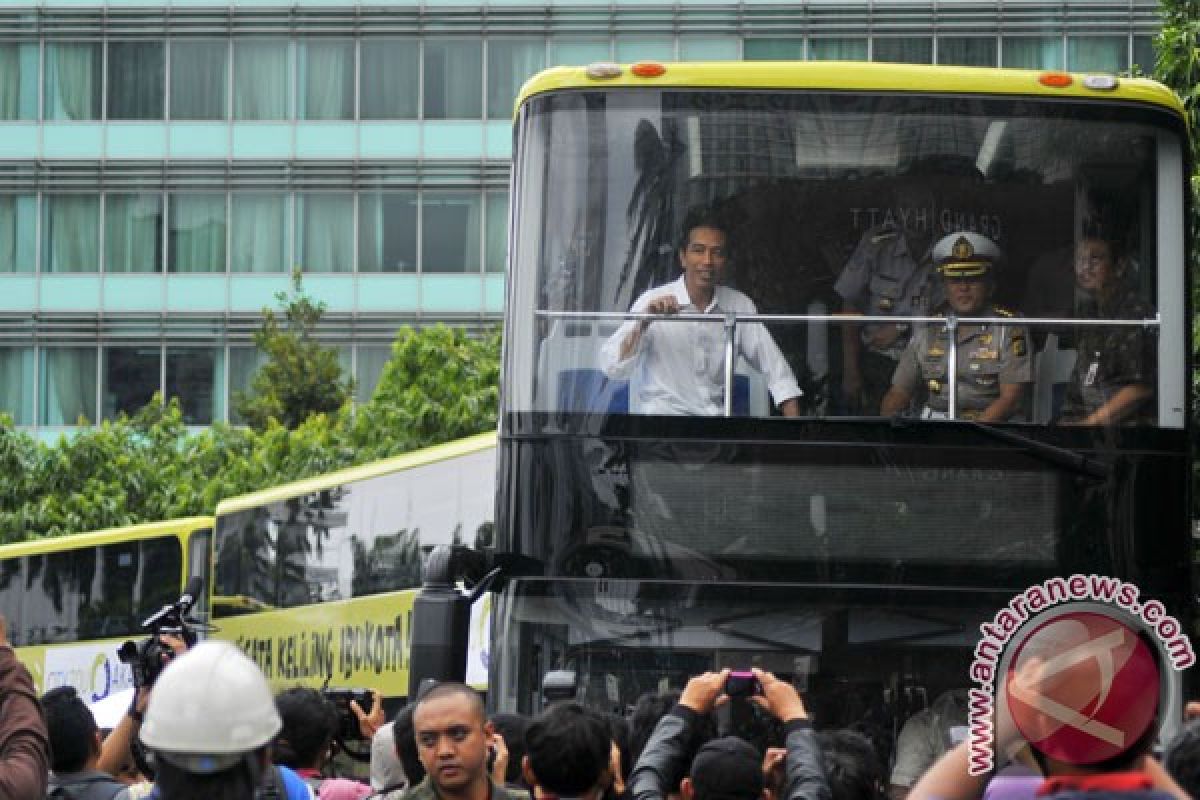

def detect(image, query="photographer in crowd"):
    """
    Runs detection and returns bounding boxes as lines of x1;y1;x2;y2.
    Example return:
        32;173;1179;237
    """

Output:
273;687;379;800
139;641;312;800
0;613;49;799
630;668;829;800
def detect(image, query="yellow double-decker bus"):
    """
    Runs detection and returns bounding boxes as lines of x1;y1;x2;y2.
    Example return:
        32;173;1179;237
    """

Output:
0;517;213;701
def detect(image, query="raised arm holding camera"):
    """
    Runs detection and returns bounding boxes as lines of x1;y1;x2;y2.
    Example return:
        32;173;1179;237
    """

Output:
628;669;829;800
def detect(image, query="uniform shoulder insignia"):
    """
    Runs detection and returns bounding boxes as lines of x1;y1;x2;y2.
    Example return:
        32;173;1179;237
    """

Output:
993;306;1013;317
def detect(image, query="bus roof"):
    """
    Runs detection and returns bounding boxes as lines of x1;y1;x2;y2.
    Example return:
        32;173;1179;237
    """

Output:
214;431;498;515
0;516;215;558
515;61;1186;118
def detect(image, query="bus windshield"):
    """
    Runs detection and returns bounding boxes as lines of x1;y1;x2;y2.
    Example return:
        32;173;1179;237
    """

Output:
506;88;1185;428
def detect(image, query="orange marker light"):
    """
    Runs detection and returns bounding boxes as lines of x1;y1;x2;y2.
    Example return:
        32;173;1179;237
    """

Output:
630;62;667;78
1038;71;1073;88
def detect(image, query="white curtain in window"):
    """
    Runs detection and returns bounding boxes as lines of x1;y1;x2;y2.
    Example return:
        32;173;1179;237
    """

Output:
231;193;286;273
487;40;544;119
0;45;17;120
1068;37;1125;72
170;194;226;273
360;40;418;119
0;348;33;425
234;40;289;120
809;39;868;61
422;193;481;272
44;196;99;273
1002;37;1063;70
171;40;227;120
43;348;97;426
0;196;15;272
105;194;162;272
299;194;353;272
46;43;99;120
424;40;482;119
303;40;352;120
485;191;508;274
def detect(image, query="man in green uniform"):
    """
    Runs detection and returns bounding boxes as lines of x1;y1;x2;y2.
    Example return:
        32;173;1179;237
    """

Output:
881;232;1031;422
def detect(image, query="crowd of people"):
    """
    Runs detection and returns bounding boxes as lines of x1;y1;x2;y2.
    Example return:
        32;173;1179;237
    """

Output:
2;616;1200;800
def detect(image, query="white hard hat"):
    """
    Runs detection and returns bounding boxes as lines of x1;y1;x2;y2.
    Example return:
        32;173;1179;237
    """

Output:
140;641;281;773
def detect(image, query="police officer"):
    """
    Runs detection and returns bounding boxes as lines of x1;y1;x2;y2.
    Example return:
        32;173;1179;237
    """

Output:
880;232;1031;422
836;223;941;415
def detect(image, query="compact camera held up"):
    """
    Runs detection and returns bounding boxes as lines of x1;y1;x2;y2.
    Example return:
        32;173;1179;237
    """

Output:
117;576;204;689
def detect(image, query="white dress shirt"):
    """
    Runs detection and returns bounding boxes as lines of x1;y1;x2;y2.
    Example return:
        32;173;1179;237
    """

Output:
599;276;802;416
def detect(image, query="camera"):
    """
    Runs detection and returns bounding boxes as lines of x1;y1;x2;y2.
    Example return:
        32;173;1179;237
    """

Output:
724;671;762;698
118;576;203;689
323;688;374;742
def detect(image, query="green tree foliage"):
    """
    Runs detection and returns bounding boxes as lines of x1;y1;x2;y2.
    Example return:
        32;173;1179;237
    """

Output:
235;272;354;431
0;325;501;543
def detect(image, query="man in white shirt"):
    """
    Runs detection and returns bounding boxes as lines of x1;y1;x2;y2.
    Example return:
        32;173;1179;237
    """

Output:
600;217;802;416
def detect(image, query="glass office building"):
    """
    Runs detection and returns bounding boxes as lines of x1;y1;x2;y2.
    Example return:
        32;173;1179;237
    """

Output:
0;0;1159;436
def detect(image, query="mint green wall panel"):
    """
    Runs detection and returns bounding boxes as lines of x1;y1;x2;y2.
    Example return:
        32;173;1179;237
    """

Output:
296;124;358;158
299;275;355;309
232;124;294;158
103;275;164;311
357;275;420;312
164;275;226;310
170;124;230;158
43;125;103;158
422;122;485;158
485;121;513;159
0;127;38;158
484;273;505;313
39;275;101;311
359;123;420;158
230;274;291;311
106;125;168;159
420;275;483;313
0;277;36;312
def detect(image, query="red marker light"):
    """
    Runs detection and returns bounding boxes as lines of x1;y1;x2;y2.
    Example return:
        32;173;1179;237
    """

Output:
630;62;667;78
1038;71;1073;88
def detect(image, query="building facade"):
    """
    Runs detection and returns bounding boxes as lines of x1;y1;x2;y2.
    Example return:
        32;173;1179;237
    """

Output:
0;0;1159;437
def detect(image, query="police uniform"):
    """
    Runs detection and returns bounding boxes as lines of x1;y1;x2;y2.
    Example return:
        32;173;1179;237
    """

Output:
835;225;942;411
889;233;1032;420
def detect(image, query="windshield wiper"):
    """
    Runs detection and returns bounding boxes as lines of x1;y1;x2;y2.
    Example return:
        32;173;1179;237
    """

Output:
887;415;1111;480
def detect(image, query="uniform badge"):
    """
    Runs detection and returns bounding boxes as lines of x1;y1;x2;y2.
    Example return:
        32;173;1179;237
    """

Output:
928;379;941;394
878;297;894;311
972;348;998;360
981;334;992;345
928;347;945;357
1011;336;1026;357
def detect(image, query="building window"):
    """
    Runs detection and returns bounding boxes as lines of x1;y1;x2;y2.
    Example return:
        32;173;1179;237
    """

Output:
166;347;221;424
42;347;97;426
43;195;100;273
355;344;392;403
229;347;266;424
937;37;997;67
1132;37;1154;74
680;37;739;61
231;193;287;273
169;194;226;273
422;192;481;273
873;38;933;64
171;40;228;120
487;39;544;120
743;39;804;60
45;42;102;120
360;39;418;120
548;38;610;66
301;39;354;120
0;195;36;273
234;39;291;120
809;39;868;61
485;190;508;274
105;193;163;273
424;39;482;119
107;42;164;120
298;193;354;272
359;191;417;273
103;346;160;420
1068;36;1126;73
616;37;674;63
1002;36;1063;69
0;347;34;425
0;43;38;120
